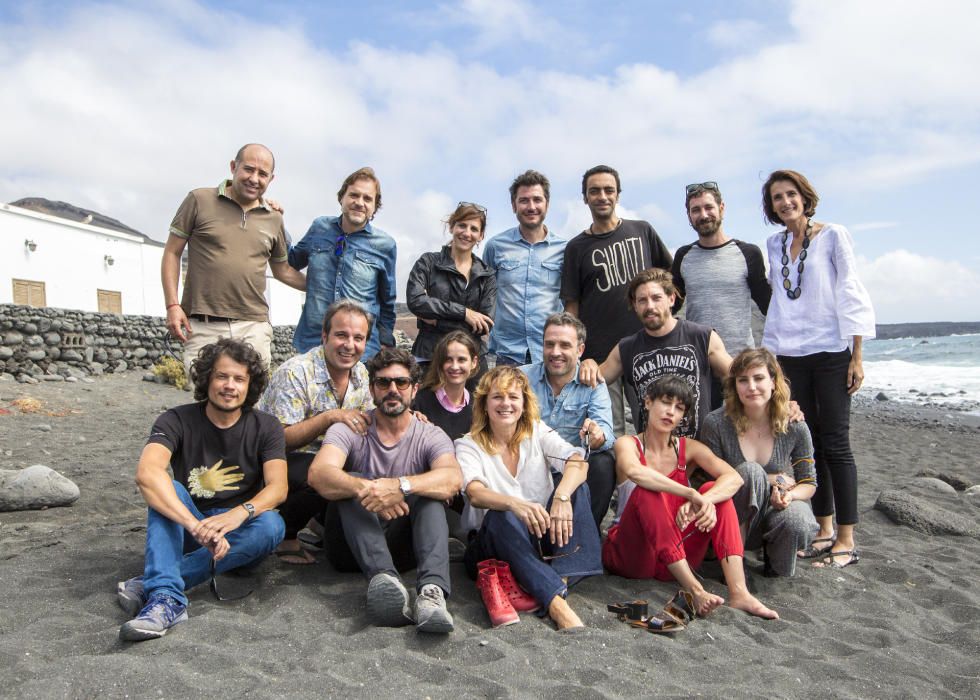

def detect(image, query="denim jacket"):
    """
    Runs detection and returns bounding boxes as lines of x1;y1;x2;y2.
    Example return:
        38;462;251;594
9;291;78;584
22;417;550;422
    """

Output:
519;361;615;453
483;227;566;363
289;216;396;357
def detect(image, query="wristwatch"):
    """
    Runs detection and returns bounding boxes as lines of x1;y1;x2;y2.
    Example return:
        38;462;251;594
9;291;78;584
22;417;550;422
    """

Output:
241;502;256;520
555;493;570;503
399;477;412;496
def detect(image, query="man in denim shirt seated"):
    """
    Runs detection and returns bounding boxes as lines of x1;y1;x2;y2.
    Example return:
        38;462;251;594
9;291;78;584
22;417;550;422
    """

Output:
288;167;397;360
520;312;615;529
483;170;566;366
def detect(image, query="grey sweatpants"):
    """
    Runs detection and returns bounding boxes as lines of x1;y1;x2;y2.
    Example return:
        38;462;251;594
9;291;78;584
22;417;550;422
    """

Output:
732;461;818;577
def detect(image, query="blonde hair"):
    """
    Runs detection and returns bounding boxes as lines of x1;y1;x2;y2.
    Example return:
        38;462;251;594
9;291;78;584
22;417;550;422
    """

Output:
723;347;791;435
469;366;540;455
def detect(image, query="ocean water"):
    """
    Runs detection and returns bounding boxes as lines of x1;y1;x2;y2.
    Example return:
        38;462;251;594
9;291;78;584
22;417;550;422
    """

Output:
862;333;980;413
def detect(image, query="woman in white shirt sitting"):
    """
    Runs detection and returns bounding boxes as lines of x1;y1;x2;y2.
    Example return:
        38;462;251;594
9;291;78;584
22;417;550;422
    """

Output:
455;366;602;631
761;169;876;569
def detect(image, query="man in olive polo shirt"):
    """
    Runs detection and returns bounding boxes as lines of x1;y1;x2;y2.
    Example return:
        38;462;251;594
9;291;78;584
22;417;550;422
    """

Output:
162;143;307;374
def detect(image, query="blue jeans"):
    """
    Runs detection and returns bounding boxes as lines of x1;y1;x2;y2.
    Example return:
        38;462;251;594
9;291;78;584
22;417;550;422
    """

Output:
466;477;602;609
142;481;285;606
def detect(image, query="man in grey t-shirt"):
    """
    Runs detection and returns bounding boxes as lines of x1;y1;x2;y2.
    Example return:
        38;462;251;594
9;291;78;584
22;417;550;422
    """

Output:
671;182;771;408
309;348;462;633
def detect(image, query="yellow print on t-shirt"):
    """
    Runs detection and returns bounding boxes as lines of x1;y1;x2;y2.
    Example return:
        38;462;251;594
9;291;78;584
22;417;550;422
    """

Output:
188;459;244;498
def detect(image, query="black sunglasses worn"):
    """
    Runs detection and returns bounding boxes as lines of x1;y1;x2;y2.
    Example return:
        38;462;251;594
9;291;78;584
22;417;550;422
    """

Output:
372;376;413;390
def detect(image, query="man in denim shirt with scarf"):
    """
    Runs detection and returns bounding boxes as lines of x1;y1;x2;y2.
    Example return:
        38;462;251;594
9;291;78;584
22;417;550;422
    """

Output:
289;167;397;360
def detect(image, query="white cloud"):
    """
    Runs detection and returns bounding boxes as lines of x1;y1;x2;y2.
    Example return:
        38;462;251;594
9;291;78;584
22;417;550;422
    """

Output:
705;19;766;49
851;221;898;232
1;0;979;321
859;250;980;323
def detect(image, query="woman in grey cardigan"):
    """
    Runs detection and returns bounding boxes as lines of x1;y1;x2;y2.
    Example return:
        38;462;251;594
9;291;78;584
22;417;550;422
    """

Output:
701;348;818;577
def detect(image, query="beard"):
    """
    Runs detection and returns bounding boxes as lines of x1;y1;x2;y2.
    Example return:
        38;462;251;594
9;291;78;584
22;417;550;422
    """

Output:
208;395;244;413
375;392;409;417
641;310;668;332
694;217;722;237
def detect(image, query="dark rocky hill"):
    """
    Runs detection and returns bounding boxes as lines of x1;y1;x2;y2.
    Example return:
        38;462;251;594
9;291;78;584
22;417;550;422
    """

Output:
875;322;980;339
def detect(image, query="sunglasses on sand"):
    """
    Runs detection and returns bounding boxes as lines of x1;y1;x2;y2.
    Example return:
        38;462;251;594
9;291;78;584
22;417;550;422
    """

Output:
209;558;252;602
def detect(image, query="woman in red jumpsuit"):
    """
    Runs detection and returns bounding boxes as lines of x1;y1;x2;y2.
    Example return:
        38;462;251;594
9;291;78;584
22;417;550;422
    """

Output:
602;375;778;619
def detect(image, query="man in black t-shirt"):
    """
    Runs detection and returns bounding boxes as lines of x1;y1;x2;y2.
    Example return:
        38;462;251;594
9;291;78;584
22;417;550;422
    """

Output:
116;338;288;642
579;268;733;437
562;165;672;436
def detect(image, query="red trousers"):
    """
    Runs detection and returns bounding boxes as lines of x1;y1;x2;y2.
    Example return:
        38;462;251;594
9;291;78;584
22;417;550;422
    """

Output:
603;481;744;580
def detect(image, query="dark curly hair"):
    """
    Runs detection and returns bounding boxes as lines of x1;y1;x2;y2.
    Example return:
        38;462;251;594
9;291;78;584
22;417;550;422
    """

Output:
190;338;268;409
366;346;420;384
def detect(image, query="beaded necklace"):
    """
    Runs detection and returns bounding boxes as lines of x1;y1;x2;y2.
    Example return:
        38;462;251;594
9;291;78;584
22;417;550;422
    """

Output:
780;218;813;300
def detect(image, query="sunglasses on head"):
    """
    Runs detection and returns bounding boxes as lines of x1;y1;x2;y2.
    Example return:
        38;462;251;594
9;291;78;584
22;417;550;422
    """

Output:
685;181;719;196
372;376;413;390
457;201;488;215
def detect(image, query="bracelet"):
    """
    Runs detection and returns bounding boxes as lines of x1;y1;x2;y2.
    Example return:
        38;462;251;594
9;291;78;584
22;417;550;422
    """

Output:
166;303;181;310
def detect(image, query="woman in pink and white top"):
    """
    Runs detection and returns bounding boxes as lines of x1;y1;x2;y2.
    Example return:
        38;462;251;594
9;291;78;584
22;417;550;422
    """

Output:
761;169;875;570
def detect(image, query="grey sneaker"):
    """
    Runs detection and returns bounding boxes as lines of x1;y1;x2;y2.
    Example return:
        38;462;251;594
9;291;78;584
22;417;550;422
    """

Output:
366;573;414;627
414;584;454;634
119;594;188;642
116;577;145;618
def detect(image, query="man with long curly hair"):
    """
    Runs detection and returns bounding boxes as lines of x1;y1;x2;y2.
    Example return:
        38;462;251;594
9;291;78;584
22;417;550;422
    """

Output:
115;338;288;641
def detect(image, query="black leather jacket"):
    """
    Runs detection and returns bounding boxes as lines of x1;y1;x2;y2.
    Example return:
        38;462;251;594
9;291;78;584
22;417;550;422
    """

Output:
406;246;497;360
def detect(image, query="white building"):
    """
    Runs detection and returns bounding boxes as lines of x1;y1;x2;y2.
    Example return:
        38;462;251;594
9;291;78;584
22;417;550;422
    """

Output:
1;202;305;325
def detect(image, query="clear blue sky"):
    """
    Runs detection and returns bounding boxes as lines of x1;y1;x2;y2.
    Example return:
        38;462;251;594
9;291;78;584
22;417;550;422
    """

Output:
2;0;978;322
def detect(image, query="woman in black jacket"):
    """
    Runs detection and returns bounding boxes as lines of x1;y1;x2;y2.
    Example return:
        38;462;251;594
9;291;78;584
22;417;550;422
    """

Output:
407;202;496;376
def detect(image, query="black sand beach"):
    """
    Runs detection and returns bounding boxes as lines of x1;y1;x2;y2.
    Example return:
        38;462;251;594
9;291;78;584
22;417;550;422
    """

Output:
1;374;978;699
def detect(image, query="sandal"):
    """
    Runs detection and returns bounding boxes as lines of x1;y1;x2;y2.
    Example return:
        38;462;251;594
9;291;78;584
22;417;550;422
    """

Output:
608;600;684;634
275;547;316;565
813;549;860;569
628;614;684;634
662;590;696;624
607;600;648;622
798;536;836;559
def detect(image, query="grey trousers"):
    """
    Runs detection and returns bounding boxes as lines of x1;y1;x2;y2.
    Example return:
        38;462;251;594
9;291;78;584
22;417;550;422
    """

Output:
732;462;818;577
325;491;451;596
607;377;636;437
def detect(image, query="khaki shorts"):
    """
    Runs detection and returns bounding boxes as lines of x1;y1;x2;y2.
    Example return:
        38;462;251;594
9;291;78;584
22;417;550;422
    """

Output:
181;318;273;378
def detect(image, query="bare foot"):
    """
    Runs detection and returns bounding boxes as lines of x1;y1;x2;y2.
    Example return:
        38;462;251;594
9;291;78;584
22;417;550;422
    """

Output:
728;591;779;619
691;589;725;617
548;596;584;631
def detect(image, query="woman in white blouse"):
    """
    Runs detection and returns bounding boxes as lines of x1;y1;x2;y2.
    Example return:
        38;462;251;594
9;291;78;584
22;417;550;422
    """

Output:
455;366;602;631
761;170;876;569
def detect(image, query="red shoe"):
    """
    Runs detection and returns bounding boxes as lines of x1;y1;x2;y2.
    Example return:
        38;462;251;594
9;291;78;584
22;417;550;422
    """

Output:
476;565;519;628
491;560;540;613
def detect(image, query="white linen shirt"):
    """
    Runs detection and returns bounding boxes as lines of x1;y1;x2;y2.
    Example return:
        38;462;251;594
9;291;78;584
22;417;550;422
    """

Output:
762;223;876;356
455;420;582;532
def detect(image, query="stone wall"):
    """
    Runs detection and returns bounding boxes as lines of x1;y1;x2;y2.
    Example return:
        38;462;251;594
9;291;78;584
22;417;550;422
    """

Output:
0;304;297;384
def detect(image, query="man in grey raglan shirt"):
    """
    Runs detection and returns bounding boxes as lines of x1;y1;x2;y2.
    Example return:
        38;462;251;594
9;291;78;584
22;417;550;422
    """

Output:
671;182;771;408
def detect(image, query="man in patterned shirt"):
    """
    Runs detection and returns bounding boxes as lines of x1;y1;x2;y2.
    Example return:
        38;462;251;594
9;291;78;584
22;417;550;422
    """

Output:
256;300;375;563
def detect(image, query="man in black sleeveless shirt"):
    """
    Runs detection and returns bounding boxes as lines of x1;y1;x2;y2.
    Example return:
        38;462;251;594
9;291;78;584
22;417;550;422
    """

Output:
579;268;733;437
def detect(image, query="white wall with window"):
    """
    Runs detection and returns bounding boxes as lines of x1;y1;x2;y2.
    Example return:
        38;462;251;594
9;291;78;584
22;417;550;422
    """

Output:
1;202;305;324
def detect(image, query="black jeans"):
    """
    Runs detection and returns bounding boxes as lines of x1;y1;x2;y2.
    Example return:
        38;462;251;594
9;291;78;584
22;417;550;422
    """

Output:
280;452;326;540
324;487;451;596
778;349;858;525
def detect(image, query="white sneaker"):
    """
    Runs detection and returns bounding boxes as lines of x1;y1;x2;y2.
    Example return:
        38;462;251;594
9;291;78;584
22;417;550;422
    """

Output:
414;584;454;634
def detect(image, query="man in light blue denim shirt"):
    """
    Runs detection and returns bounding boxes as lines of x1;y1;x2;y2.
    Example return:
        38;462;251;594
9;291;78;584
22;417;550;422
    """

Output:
520;313;616;529
484;170;566;365
289;167;396;359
